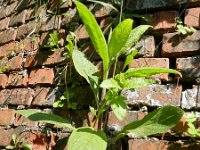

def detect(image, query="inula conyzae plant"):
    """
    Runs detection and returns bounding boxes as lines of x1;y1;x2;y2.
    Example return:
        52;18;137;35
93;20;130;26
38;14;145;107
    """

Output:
16;1;184;150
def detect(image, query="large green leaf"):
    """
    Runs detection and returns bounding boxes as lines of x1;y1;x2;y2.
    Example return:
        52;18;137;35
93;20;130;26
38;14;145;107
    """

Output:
122;106;184;137
119;25;151;55
100;78;122;90
74;1;109;73
124;67;182;78
68;127;107;150
108;19;133;62
123;77;155;89
123;49;138;70
72;50;99;100
110;96;127;121
16;110;74;130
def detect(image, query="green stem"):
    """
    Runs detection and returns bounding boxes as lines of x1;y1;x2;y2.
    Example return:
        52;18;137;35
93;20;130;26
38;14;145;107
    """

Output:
112;58;118;78
119;0;123;23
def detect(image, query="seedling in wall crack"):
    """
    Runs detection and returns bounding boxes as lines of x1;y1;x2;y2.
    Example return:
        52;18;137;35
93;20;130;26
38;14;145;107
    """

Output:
16;1;184;150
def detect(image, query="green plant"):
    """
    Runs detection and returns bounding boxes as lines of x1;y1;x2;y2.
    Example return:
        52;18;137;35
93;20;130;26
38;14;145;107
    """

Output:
6;134;32;150
44;32;59;50
175;17;196;35
184;114;200;138
16;1;184;150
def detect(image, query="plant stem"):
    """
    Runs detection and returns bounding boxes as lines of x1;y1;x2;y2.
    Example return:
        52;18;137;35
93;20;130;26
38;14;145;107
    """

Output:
112;58;118;78
119;0;123;23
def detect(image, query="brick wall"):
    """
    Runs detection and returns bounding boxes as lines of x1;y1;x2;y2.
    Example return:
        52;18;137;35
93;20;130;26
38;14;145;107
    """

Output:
0;0;200;149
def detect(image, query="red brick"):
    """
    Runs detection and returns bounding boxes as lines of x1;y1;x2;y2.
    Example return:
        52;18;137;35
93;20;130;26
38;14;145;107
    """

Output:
0;17;10;31
39;16;59;32
0;129;14;146
21;36;40;51
107;111;138;127
0;29;17;44
122;84;182;106
7;55;23;71
0;74;8;88
149;11;178;31
129;58;169;81
14;113;38;126
25;9;35;21
129;139;168;150
25;49;66;67
0;88;34;105
29;68;54;85
176;56;200;81
134;35;155;57
9;10;27;26
185;7;200;27
0;41;20;58
162;31;200;57
8;72;28;87
93;5;113;18
82;43;100;60
6;1;18;16
16;20;35;39
0;109;14;126
32;87;58;106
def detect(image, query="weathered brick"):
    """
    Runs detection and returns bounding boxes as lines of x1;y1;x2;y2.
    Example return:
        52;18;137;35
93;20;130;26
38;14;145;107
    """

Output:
148;11;178;31
181;85;200;109
28;68;54;85
162;31;200;57
8;72;28;87
0;41;20;58
21;36;39;51
9;10;27;26
25;49;66;67
0;29;17;44
0;88;34;105
39;15;59;32
0;129;14;146
133;35;155;57
126;0;189;11
184;7;200;27
0;17;10;31
25;9;35;21
7;55;23;71
0;74;8;88
0;7;6;19
76;25;89;39
32;87;63;106
93;5;113;18
6;1;17;16
16;20;35;39
107;111;138;128
0;109;14;126
176;56;200;81
129;58;169;81
122;84;182;106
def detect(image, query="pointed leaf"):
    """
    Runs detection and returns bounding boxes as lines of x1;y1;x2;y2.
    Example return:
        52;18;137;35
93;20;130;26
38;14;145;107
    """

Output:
100;78;122;90
124;67;182;78
68;127;107;150
110;96;127;121
72;50;99;99
16;110;74;130
119;25;151;55
108;19;133;62
74;1;109;73
123;49;138;70
122;106;184;137
123;77;155;89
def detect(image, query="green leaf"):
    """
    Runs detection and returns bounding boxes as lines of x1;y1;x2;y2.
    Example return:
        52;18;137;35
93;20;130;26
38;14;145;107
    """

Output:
74;1;109;73
110;96;127;121
88;0;118;12
5;145;15;149
72;50;99;100
124;67;182;78
68;127;107;150
23;144;32;150
15;110;74;130
108;19;133;62
123;49;138;70
123;77;155;89
100;78;122;90
12;134;17;145
119;25;151;55
122;106;184;137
